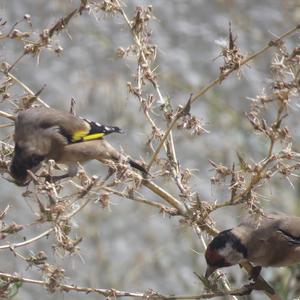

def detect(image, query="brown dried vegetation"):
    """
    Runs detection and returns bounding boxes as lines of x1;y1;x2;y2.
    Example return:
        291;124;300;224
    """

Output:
0;1;300;299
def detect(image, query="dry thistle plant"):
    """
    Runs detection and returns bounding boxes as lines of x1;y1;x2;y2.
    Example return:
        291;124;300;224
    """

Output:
0;1;300;300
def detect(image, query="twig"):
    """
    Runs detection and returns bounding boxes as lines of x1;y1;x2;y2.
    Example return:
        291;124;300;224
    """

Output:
191;24;300;104
0;272;276;299
62;195;94;221
142;179;186;215
115;1;179;174
103;186;177;214
0;228;53;250
147;24;300;171
1;71;49;108
147;96;192;171
7;52;27;73
0;110;16;121
0;179;100;250
0;123;14;128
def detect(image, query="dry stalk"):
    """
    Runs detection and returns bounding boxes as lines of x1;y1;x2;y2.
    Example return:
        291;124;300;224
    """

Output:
0;2;298;300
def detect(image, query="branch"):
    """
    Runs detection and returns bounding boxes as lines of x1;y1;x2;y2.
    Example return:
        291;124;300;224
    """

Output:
147;96;192;171
191;24;300;104
147;24;300;170
115;1;179;174
0;228;53;250
0;272;278;299
142;179;187;215
103;186;177;214
3;71;49;108
0;110;16;121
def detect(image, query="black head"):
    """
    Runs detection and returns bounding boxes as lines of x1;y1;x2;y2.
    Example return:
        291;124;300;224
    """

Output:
205;229;248;277
10;144;45;184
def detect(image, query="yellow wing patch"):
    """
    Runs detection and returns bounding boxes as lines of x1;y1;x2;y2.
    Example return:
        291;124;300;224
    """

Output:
71;129;89;142
82;133;105;141
71;130;105;142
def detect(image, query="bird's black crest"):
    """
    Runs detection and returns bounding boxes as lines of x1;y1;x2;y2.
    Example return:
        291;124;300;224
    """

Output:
210;229;248;258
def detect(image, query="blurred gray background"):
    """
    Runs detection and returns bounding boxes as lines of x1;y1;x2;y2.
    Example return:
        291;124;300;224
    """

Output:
1;0;300;299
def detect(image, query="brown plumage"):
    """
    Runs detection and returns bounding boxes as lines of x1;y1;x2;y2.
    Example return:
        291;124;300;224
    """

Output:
205;213;300;278
10;106;146;184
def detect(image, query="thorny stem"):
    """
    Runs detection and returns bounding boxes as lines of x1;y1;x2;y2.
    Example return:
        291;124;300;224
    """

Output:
0;271;280;299
62;194;94;220
103;186;175;213
147;24;300;172
0;180;101;251
1;71;49;108
7;52;27;73
136;65;157;131
0;110;16;121
115;0;179;174
142;179;186;215
147;109;182;171
192;24;300;104
217;103;284;210
0;228;53;250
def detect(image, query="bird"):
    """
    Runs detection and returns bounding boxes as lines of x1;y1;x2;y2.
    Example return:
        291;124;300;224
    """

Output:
205;212;300;279
10;106;147;184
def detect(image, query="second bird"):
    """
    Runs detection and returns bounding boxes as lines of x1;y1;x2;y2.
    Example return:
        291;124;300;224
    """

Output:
205;212;300;278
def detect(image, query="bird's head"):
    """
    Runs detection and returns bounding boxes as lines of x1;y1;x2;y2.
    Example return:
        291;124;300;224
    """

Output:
10;143;45;185
205;229;248;278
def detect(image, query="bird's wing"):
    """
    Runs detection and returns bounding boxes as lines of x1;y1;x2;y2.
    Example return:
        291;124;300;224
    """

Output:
17;107;123;144
253;213;300;244
230;215;274;260
276;215;300;244
238;213;300;266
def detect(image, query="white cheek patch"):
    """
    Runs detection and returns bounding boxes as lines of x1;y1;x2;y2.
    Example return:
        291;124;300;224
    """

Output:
219;243;245;265
218;243;233;257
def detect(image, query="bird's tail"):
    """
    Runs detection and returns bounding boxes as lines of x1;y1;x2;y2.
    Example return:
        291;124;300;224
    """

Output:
85;120;123;135
128;159;148;175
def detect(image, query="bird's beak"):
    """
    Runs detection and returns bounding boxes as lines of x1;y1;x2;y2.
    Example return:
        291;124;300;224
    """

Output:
205;266;217;278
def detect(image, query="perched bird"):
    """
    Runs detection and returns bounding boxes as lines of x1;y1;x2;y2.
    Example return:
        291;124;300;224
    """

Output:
10;106;146;184
205;213;300;278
